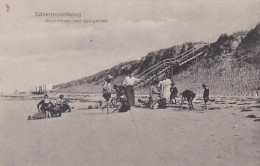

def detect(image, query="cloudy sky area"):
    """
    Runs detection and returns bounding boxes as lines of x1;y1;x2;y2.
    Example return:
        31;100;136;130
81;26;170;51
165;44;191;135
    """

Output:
0;0;259;93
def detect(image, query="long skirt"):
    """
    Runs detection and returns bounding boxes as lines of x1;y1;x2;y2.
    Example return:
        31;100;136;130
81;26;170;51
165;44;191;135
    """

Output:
125;85;135;107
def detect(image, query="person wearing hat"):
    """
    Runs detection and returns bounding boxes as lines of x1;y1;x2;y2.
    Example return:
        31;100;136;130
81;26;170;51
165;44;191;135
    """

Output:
202;83;209;109
102;75;113;113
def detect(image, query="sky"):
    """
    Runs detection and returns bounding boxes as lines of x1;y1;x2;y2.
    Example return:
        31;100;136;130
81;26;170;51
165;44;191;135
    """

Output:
0;0;260;94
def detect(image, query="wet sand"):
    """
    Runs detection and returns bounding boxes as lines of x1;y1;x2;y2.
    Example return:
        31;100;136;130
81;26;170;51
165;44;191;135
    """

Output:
0;96;260;166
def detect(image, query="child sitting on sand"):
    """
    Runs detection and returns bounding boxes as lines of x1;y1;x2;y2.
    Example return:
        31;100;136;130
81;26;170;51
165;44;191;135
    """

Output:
202;83;209;109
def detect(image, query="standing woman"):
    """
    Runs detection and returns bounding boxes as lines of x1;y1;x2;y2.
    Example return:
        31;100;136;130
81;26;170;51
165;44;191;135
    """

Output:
123;72;142;110
161;75;172;103
102;75;113;113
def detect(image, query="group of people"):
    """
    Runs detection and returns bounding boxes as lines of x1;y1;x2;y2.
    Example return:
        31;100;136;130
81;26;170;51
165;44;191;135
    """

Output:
28;94;71;120
149;78;210;110
28;72;209;119
102;72;210;112
101;72;143;113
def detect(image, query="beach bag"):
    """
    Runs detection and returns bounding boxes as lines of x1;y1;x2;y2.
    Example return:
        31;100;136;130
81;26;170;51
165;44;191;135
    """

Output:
158;98;167;109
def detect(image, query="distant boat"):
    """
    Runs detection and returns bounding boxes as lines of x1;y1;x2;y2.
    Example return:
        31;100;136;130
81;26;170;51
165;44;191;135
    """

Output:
30;84;52;95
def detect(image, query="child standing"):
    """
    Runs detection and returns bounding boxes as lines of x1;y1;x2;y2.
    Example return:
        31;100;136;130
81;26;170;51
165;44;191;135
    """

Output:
170;82;178;105
202;83;209;110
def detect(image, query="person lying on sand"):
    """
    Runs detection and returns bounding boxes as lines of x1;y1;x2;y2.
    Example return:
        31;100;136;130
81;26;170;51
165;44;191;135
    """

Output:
180;90;196;110
202;83;209;110
137;98;151;108
88;100;103;109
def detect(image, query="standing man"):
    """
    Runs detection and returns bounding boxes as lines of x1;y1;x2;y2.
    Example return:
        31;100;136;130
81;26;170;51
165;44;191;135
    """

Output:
123;72;142;110
102;75;113;114
202;83;209;110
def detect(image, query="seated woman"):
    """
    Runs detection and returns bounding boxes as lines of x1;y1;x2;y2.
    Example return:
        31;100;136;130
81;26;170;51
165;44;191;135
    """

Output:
111;96;128;113
28;94;54;120
55;94;71;113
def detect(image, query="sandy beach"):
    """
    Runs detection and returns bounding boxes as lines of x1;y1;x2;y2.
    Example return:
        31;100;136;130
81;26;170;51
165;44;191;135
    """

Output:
0;95;260;166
